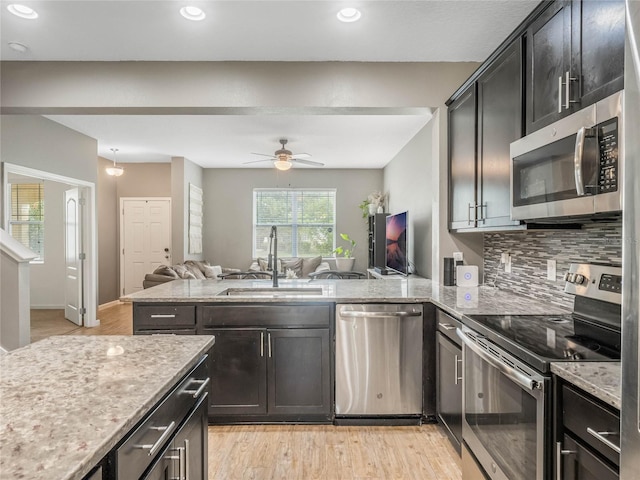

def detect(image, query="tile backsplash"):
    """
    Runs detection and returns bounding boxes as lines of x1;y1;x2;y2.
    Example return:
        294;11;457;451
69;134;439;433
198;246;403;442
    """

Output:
483;221;622;309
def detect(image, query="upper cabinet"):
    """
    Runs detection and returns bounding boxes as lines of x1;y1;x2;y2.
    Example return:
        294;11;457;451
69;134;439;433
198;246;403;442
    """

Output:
525;0;625;133
449;40;523;232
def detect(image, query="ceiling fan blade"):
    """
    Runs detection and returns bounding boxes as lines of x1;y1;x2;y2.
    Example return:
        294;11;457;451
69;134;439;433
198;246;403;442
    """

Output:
290;158;324;167
290;153;312;159
243;158;275;165
250;152;277;158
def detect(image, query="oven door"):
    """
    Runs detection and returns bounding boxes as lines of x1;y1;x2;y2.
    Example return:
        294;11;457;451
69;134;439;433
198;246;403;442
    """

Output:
458;327;549;480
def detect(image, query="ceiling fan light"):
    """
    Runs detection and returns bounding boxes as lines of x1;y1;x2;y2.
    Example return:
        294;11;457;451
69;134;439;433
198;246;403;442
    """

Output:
7;4;38;19
274;160;292;171
337;7;361;23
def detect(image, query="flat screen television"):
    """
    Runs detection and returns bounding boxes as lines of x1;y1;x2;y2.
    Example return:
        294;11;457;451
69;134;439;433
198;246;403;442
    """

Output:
385;211;408;276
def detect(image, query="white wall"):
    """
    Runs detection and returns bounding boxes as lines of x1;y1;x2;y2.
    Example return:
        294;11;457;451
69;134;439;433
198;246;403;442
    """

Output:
202;168;383;273
29;180;69;308
383;125;433;277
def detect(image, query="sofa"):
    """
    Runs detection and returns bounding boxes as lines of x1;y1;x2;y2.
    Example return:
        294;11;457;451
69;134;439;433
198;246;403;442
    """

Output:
142;257;331;289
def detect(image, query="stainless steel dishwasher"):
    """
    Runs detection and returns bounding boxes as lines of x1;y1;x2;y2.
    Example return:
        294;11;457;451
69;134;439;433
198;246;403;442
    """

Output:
335;304;423;420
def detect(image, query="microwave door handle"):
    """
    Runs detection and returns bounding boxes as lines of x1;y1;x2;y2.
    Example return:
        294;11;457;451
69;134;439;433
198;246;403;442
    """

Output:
574;126;587;196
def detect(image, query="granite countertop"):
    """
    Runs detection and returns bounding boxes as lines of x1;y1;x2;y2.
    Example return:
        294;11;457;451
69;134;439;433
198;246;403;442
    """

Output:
550;362;621;410
0;335;215;480
122;277;570;317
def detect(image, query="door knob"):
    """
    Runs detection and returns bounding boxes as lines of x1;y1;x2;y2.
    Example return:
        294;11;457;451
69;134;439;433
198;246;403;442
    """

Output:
164;248;170;252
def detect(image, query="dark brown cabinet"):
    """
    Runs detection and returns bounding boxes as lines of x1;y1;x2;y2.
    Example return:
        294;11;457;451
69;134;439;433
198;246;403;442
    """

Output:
436;310;462;454
554;381;620;479
449;39;523;231
526;0;625;133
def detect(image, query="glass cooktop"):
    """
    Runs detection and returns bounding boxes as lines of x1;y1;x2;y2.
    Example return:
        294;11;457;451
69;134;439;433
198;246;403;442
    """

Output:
463;313;621;373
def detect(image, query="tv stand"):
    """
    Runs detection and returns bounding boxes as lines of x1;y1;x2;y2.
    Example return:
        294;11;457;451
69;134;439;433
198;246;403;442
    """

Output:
367;268;407;280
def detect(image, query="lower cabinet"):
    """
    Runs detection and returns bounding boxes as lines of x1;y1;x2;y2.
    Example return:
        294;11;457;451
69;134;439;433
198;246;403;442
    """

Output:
436;310;462;454
206;326;332;422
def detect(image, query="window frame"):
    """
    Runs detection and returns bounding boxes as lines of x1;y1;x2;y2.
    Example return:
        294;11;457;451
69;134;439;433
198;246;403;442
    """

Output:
252;188;337;258
8;182;45;263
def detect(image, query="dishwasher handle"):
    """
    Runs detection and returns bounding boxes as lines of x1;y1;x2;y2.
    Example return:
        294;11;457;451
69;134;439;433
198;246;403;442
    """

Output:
338;309;422;318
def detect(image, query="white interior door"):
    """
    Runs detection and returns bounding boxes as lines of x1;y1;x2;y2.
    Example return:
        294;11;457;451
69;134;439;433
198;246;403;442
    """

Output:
64;188;83;325
121;198;172;295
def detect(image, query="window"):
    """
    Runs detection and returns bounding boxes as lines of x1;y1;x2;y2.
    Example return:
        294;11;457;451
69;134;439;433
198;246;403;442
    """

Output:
253;189;336;258
9;183;44;261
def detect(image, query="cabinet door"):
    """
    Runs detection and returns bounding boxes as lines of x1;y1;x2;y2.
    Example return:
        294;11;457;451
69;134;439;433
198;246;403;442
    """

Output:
207;328;267;415
173;396;208;480
448;84;478;230
477;39;523;229
436;332;462;453
267;328;331;417
526;0;572;133
561;434;618;480
571;0;625;107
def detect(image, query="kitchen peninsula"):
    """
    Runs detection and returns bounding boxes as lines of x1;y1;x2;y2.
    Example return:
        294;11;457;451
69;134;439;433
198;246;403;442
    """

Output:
0;335;214;480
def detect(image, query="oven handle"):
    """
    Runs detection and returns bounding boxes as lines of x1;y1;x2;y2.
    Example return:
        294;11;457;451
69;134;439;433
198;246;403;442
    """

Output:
456;328;540;392
574;126;587;196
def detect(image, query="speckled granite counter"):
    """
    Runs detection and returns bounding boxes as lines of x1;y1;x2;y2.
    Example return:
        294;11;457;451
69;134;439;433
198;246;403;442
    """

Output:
0;335;214;480
550;362;621;410
122;277;570;317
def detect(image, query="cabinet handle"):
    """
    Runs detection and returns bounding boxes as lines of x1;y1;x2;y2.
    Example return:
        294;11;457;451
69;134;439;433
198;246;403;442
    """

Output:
137;421;176;456
467;203;476;226
150;314;176;318
175;446;185;480
268;333;272;358
565;71;577;109
184;439;190;480
558;75;563;113
260;332;264;357
454;354;462;385
586;427;621;454
555;441;576;480
476;203;486;223
183;378;210;399
438;322;456;331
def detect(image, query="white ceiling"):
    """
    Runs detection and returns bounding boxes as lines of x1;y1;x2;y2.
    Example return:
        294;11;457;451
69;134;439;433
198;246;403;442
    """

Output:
1;0;539;168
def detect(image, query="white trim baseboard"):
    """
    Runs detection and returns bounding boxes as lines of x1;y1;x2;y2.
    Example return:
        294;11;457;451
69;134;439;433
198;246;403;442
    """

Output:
98;299;123;310
30;305;65;310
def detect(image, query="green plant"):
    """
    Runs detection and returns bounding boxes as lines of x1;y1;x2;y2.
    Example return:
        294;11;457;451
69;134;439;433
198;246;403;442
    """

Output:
359;199;370;219
332;233;356;258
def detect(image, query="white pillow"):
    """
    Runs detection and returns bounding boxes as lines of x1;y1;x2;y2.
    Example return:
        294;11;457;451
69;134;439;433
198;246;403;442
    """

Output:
204;265;222;279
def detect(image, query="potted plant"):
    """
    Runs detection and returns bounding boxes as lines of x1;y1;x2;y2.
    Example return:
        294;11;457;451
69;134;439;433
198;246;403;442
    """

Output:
362;191;387;217
333;233;356;271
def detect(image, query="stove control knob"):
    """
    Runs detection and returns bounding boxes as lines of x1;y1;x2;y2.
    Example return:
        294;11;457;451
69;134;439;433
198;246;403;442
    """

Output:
567;273;576;283
564;272;571;282
574;274;586;285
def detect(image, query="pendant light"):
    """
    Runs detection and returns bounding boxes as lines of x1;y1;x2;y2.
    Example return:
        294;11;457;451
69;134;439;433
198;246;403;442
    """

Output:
106;148;124;177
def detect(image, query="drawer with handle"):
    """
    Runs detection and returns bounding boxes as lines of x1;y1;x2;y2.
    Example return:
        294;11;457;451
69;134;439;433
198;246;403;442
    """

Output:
436;309;462;346
116;355;209;479
135;305;196;329
562;384;620;466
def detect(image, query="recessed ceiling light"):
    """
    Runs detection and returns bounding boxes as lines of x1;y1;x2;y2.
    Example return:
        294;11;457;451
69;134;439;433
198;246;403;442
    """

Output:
7;4;38;19
8;42;28;53
180;6;206;21
337;7;361;23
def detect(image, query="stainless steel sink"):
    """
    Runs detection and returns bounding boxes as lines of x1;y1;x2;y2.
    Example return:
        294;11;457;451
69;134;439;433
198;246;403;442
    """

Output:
217;287;325;297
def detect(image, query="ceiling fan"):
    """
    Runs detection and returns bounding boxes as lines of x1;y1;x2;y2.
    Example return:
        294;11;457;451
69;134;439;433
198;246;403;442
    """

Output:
243;139;324;171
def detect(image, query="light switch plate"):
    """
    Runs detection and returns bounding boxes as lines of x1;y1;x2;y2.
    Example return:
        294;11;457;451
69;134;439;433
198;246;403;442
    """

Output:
505;254;512;273
547;260;556;281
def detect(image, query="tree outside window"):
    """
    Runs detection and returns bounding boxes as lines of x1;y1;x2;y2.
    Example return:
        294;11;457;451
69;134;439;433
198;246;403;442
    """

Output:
253;189;336;258
9;183;44;261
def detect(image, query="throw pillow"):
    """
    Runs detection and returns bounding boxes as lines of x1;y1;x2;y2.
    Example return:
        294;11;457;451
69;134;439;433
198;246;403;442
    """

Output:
280;257;303;278
184;261;206;279
248;261;262;272
301;256;322;278
203;265;222;279
153;265;179;278
172;264;196;279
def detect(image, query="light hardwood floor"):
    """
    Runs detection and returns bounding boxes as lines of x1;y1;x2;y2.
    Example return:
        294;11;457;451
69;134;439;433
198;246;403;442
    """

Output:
208;424;462;480
30;302;462;480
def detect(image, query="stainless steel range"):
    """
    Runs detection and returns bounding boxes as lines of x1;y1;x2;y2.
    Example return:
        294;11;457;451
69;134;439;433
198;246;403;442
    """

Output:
458;263;622;480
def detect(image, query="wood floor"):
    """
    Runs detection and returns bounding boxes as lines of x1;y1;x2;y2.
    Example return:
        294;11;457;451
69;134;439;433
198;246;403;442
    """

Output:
30;303;462;480
208;424;461;480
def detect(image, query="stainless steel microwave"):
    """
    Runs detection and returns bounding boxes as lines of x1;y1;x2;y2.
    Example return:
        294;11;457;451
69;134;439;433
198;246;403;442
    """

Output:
510;91;624;221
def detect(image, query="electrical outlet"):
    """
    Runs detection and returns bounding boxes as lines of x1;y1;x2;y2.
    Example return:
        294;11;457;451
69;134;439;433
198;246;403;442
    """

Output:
547;260;557;281
500;252;509;264
505;254;512;273
453;251;464;262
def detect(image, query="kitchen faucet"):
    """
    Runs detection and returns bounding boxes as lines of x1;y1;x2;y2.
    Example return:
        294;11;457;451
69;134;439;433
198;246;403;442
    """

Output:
267;225;279;288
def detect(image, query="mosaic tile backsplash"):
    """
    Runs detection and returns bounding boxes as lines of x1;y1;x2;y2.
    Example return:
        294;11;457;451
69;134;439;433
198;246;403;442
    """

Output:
483;221;622;309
